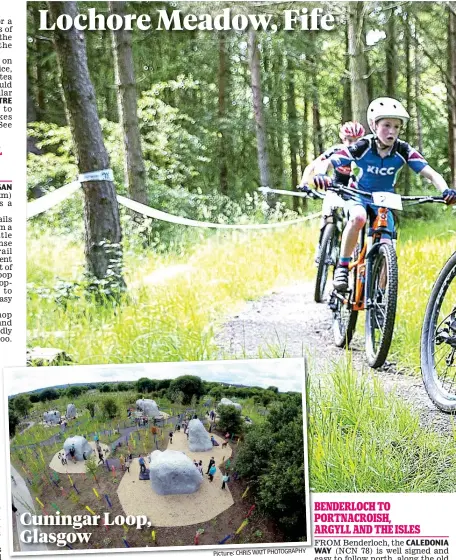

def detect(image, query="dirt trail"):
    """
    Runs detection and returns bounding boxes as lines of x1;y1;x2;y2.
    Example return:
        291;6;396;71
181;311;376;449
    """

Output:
215;281;453;436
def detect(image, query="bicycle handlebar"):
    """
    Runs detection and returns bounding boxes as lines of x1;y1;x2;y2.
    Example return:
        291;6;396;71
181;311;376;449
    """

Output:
328;183;446;205
260;184;446;205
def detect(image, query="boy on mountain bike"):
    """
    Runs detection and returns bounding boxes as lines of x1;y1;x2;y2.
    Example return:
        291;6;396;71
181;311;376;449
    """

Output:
298;121;365;260
313;97;456;292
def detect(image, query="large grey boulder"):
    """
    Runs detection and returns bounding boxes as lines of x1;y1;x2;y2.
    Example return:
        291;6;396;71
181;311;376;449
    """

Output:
149;450;203;495
66;404;77;419
44;410;61;424
63;436;92;461
136;399;160;417
218;398;242;412
188;419;212;452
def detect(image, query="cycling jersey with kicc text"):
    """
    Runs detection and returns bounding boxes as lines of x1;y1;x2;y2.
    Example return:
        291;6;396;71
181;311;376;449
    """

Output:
321;144;351;186
328;135;428;195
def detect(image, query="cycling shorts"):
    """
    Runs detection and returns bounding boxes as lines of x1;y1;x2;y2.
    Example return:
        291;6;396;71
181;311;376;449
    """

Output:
347;197;395;239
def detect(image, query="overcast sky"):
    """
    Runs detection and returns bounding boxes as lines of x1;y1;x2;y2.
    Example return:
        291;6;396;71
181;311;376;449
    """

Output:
5;358;305;396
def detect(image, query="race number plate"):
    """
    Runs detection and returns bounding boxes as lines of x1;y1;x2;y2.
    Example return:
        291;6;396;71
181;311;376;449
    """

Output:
372;191;403;210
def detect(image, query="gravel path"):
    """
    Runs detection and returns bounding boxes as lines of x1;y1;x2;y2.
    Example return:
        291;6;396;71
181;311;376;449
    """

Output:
215;281;453;436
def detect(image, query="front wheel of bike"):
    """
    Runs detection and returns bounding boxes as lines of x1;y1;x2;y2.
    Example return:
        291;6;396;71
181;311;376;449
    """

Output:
421;251;456;412
332;262;358;348
314;223;339;303
365;243;398;368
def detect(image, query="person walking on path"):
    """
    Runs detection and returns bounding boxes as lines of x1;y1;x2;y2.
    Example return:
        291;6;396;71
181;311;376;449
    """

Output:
221;473;230;490
138;455;146;474
125;457;130;473
206;457;215;474
198;460;203;475
208;465;216;482
169;431;173;444
97;450;104;465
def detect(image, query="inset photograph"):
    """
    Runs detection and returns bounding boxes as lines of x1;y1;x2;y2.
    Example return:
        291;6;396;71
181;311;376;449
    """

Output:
6;358;309;553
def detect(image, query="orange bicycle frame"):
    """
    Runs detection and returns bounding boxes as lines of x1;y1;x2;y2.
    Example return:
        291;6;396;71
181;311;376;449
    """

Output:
349;206;388;312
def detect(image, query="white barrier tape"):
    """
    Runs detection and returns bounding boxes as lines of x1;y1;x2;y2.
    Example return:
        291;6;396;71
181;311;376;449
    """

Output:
259;186;313;198
78;168;114;182
27;181;82;219
117;195;321;229
27;181;322;228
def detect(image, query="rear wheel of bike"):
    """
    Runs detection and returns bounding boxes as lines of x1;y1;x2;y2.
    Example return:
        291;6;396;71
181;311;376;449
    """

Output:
421;251;456;412
365;243;398;368
333;258;358;348
314;223;339;303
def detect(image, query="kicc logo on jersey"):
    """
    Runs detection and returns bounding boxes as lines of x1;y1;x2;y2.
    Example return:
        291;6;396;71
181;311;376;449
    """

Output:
367;165;395;176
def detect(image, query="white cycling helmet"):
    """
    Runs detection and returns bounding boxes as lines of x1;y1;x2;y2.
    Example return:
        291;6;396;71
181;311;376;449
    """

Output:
367;97;410;133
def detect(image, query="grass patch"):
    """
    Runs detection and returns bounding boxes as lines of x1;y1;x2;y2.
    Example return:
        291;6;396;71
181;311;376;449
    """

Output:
28;210;455;372
393;213;455;371
308;357;456;492
27;223;318;364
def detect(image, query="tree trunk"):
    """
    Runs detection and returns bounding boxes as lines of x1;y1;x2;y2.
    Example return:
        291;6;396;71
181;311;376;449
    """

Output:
48;1;124;286
404;11;412;195
300;98;309;172
386;9;396;97
348;2;369;130
448;3;456;187
414;23;424;153
218;33;229;195
342;26;352;123
363;18;374;102
248;29;271;189
312;87;323;157
110;1;148;205
286;58;299;210
275;52;284;186
300;97;309;211
32;8;47;121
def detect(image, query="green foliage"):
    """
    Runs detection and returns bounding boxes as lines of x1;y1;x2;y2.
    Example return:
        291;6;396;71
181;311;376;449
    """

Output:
266;386;279;394
14;395;33;418
99;384;111;393
168;375;204;405
66;385;83;398
210;386;223;401
138;78;212;189
136;377;156;393
101;397;118;419
169;389;184;406
86;402;96;418
85;455;99;481
116;382;131;392
218;405;243;436
235;396;305;539
258;390;277;407
39;388;59;402
9;408;20;438
308;358;456;493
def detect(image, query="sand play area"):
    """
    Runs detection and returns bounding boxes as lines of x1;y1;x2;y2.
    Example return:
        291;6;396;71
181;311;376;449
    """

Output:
49;441;111;474
117;431;234;527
